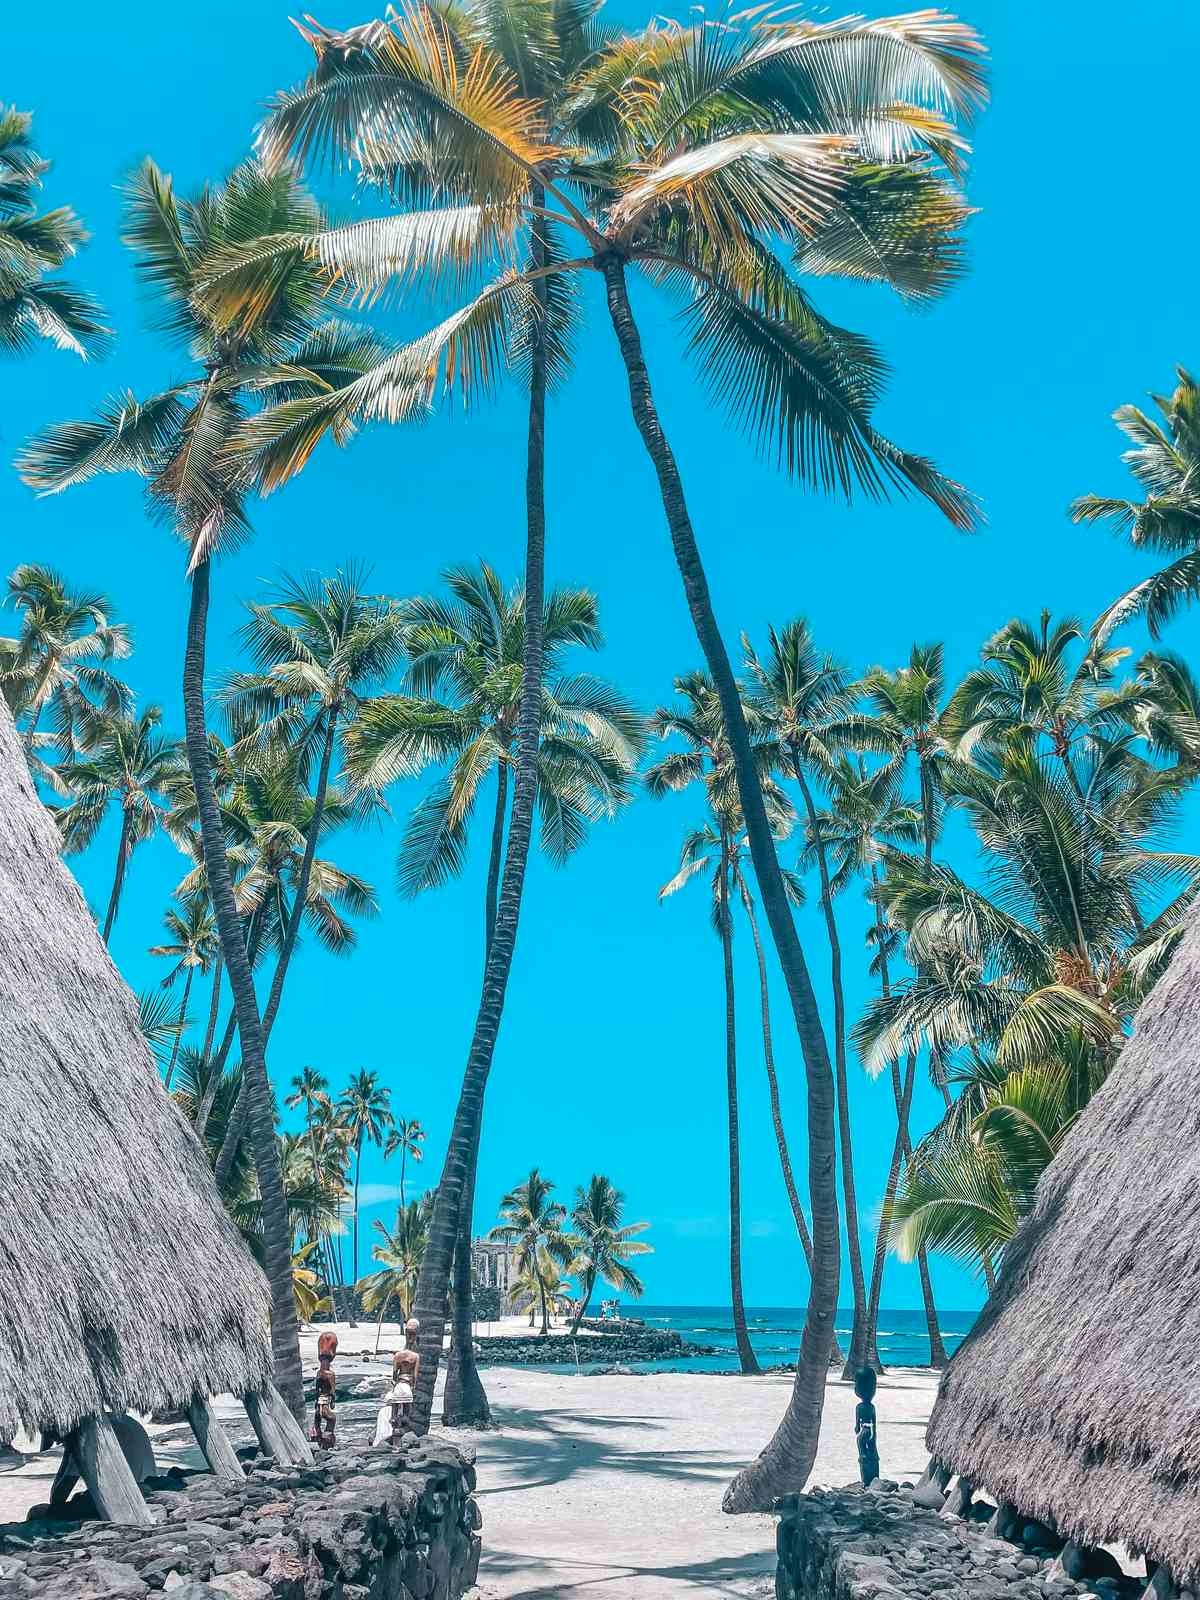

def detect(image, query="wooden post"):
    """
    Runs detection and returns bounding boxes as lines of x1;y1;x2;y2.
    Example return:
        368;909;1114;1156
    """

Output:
243;1381;314;1466
72;1414;154;1528
186;1394;245;1482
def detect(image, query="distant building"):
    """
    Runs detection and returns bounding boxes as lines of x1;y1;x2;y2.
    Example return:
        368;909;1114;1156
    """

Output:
471;1237;516;1294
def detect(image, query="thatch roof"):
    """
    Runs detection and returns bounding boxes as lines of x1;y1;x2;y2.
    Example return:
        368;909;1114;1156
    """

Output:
0;700;271;1443
926;913;1200;1581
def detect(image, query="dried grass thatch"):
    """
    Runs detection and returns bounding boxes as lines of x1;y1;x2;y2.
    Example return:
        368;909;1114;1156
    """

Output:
926;910;1200;1580
0;700;270;1443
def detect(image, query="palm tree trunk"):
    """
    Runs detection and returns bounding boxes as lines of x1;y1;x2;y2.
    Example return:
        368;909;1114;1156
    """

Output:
182;559;303;1417
791;758;868;1377
409;201;549;1433
484;761;508;966
444;762;510;1425
864;1055;917;1373
736;875;814;1265
197;916;264;1145
569;1272;597;1337
444;1118;491;1426
537;1265;550;1337
101;808;132;944
202;953;223;1062
600;256;838;1512
870;876;947;1367
399;1146;407;1211
720;839;760;1376
350;1139;361;1328
163;967;194;1090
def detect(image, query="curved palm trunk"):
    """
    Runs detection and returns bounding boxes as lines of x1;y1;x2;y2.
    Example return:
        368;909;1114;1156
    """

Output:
102;808;132;944
198;916;264;1145
201;954;223;1062
720;839;760;1376
208;710;337;1172
870;882;947;1368
162;966;194;1090
409;202;549;1433
183;560;303;1416
864;1055;917;1373
350;1136;361;1327
600;257;838;1512
791;760;869;1378
444;1117;492;1426
569;1272;597;1337
537;1266;550;1337
446;769;510;1426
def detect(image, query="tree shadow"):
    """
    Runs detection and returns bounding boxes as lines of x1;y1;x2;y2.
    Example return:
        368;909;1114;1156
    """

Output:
481;1544;773;1598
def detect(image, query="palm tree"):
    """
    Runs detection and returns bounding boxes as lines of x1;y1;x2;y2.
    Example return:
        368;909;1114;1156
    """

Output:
0;106;107;362
386;1118;426;1210
148;896;219;1088
344;558;642;1421
808;755;945;1367
567;1176;652;1335
650;670;802;1375
507;1247;573;1328
54;704;187;942
359;1197;432;1353
0;563;132;779
743;619;877;1376
17;160;402;1416
245;9;985;1471
489;1170;573;1337
1072;368;1200;643
221;565;407;1045
338;1069;395;1320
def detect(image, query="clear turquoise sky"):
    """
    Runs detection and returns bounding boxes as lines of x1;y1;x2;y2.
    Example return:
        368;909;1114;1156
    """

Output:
4;2;1197;1312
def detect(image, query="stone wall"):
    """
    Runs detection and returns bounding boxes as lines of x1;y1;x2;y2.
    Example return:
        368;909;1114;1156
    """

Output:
474;1328;701;1366
776;1483;1148;1600
0;1435;480;1600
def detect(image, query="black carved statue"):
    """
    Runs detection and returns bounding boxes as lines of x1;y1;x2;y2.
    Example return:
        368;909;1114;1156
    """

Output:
854;1367;880;1486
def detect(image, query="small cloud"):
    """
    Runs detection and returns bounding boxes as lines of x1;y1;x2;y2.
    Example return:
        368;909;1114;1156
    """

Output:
747;1219;780;1239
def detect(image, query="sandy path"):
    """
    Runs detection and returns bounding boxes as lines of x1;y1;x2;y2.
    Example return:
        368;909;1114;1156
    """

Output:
452;1365;940;1600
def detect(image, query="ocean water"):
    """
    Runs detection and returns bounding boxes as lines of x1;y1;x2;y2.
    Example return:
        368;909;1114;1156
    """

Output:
536;1306;977;1372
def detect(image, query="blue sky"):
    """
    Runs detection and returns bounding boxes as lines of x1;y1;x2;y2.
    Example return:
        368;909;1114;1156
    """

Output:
4;1;1198;1312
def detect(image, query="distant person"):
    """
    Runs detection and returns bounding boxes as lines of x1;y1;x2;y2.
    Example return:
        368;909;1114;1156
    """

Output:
854;1368;880;1487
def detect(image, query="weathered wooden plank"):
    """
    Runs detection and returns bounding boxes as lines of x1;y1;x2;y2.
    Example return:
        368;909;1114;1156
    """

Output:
243;1381;314;1466
72;1414;154;1527
186;1394;245;1482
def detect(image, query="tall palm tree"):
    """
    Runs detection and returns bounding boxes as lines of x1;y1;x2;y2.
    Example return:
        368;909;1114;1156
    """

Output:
386;1117;426;1210
0;563;132;779
338;1068;395;1319
650;671;803;1375
148;896;219;1088
344;558;642;1421
221;565;407;1044
743;619;875;1376
489;1170;573;1336
808;756;945;1366
17;159;402;1415
1072;368;1200;643
247;5;984;1483
567;1175;653;1335
359;1196;432;1353
0;106;107;363
54;704;187;942
284;1066;341;1291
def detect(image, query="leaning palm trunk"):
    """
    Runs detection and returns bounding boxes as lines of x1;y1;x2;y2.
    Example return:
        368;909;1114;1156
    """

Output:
199;915;265;1147
409;206;549;1433
162;966;194;1090
864;1055;917;1371
209;711;339;1170
720;840;760;1375
569;1271;597;1337
444;1119;492;1426
792;765;869;1378
102;808;132;944
599;257;839;1512
183;560;303;1415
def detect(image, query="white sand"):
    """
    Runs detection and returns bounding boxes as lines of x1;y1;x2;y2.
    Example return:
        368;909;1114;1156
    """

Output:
0;1319;940;1600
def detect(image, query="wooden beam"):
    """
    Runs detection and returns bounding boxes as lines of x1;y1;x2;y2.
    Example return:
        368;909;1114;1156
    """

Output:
243;1381;314;1466
186;1394;245;1482
71;1414;154;1528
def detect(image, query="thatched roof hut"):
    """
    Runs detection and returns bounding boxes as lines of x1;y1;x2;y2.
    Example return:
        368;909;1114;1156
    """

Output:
925;912;1200;1582
0;698;272;1451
